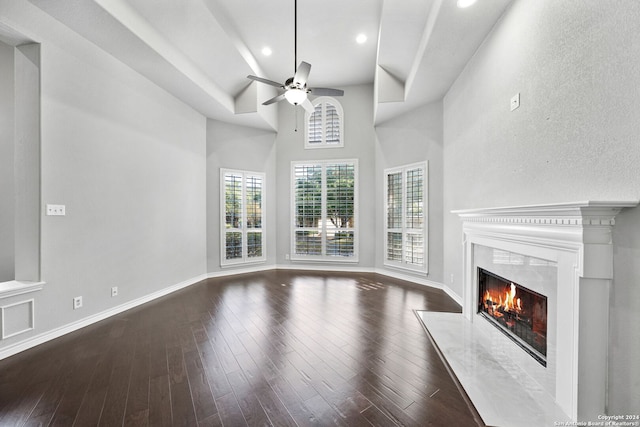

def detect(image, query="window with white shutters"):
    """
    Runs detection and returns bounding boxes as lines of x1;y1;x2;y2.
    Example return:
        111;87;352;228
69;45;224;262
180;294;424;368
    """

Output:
305;97;344;149
221;169;265;266
384;162;428;273
292;160;357;261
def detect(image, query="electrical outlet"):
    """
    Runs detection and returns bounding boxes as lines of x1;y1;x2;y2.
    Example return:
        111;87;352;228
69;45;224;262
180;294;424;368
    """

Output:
510;93;520;111
73;296;83;309
285;254;290;260
111;286;118;297
450;274;454;284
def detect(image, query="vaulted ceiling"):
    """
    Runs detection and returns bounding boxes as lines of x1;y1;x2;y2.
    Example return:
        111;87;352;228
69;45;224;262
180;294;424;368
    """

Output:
29;0;511;131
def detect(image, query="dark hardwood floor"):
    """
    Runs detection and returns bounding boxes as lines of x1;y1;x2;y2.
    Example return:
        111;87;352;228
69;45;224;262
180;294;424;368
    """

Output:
0;270;482;426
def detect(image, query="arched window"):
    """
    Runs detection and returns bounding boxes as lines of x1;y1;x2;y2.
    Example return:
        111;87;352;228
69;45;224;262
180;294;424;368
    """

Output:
305;97;344;149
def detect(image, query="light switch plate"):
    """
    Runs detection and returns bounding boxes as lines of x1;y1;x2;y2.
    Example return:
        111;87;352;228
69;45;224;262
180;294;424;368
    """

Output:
46;204;66;216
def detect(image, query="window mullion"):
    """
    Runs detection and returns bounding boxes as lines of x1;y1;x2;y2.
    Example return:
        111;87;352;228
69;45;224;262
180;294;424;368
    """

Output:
241;173;247;261
401;170;407;265
322;103;327;145
321;165;327;256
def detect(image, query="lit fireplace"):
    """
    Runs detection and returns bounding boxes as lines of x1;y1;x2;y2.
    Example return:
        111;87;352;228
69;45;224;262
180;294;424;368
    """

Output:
477;267;547;366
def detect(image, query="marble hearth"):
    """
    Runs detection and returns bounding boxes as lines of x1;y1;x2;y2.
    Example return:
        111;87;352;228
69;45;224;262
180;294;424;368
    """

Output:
420;201;637;426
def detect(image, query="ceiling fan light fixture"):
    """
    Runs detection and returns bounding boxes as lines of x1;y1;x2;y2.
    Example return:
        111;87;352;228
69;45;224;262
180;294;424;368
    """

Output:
285;88;307;105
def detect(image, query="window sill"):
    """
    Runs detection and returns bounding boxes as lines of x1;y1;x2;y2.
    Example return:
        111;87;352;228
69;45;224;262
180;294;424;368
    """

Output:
383;262;428;275
0;280;45;300
221;259;266;268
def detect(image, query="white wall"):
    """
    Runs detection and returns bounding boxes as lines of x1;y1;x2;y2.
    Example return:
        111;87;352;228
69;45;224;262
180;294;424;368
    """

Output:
442;0;640;414
206;119;277;273
0;2;207;350
0;41;14;282
275;85;377;269
374;101;444;283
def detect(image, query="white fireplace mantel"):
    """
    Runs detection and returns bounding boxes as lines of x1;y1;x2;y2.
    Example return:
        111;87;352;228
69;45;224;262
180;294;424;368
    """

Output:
451;201;638;422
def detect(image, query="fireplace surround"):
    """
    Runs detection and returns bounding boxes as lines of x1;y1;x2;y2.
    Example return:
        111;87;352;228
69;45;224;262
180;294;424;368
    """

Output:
447;201;637;422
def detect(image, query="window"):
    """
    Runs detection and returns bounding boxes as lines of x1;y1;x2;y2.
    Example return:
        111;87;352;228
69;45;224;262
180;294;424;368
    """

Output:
384;162;428;273
220;169;265;266
305;97;344;149
292;160;357;261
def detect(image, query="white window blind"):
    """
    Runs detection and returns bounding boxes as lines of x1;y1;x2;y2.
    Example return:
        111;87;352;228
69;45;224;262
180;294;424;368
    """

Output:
305;97;344;149
384;162;428;273
292;160;357;261
221;169;265;266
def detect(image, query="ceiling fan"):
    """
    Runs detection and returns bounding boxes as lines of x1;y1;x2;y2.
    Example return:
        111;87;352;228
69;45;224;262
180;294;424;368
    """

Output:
246;0;344;114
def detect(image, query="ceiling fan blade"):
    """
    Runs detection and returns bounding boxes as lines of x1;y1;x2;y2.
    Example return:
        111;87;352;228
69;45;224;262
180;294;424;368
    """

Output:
262;94;286;106
293;61;311;86
308;87;344;97
247;75;283;88
300;98;315;114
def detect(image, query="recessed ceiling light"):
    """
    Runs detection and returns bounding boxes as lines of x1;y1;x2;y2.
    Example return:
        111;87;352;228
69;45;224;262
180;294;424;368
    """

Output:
261;47;272;56
356;34;367;44
457;0;477;8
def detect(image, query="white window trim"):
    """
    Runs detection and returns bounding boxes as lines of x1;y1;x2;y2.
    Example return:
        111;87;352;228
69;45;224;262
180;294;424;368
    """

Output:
291;159;358;262
383;161;428;273
304;96;344;149
220;169;266;267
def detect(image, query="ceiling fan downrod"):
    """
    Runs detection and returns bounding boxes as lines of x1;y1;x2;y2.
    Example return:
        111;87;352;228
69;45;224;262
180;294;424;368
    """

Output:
294;0;297;74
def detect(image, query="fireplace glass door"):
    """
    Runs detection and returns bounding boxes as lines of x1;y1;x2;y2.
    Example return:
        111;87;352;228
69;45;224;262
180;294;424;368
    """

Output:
477;267;547;366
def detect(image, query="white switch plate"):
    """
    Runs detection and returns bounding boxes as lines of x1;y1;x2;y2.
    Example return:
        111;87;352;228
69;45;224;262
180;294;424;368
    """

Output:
73;296;83;309
46;204;66;216
111;286;118;297
510;93;520;111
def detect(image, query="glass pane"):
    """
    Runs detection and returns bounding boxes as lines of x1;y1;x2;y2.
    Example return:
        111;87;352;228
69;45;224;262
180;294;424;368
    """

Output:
225;232;242;260
224;173;242;229
387;232;402;261
406;168;423;229
307;105;323;144
295;230;322;255
405;233;424;265
326;230;354;257
294;165;322;228
387;172;402;228
326;103;340;145
326;163;355;228
246;175;262;229
247;232;262;258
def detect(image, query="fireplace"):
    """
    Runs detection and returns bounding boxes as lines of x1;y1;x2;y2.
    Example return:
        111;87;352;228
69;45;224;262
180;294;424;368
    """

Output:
447;201;637;423
477;267;547;366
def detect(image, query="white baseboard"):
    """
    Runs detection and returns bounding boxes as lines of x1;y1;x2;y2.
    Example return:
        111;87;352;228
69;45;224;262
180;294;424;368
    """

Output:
373;268;463;306
0;273;208;361
442;284;463;306
207;264;276;278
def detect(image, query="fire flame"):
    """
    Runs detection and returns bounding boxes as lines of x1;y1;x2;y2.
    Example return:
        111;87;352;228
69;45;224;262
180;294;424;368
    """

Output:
483;282;523;315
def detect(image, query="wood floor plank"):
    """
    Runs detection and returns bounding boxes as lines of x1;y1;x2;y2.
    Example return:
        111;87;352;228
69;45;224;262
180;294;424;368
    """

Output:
166;346;197;426
195;340;233;399
0;271;482;427
98;364;132;426
148;375;173;427
215;391;249;427
226;369;271;426
184;349;218;422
